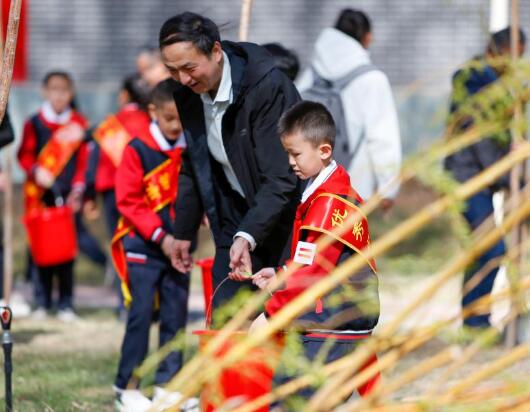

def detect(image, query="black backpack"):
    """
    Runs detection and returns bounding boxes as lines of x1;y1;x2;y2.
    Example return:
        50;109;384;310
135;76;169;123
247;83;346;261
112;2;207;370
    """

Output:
302;64;377;167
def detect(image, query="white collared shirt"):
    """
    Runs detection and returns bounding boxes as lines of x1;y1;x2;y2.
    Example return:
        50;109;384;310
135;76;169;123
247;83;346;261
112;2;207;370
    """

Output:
301;160;338;204
149;122;186;151
41;101;72;125
200;51;245;198
201;52;256;250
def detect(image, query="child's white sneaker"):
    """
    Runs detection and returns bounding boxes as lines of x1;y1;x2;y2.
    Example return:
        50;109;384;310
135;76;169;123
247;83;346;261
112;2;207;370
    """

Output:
57;308;79;322
31;307;48;320
152;386;199;411
115;388;152;412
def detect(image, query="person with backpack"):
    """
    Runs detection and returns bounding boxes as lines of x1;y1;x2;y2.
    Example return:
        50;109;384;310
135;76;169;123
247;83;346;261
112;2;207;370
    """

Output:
298;9;401;210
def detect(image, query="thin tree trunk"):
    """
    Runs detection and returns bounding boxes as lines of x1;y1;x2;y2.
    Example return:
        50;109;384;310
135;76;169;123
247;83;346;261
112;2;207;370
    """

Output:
0;0;22;123
238;0;254;41
505;0;524;348
0;0;23;305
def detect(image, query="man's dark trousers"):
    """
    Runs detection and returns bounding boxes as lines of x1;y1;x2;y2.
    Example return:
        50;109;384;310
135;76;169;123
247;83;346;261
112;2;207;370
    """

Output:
462;191;506;328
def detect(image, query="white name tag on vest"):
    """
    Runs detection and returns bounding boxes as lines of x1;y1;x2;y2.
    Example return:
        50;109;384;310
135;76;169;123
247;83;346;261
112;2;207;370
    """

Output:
293;241;317;265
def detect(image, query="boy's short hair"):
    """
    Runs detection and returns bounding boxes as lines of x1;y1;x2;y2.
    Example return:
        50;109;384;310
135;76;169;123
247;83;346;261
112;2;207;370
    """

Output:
150;79;181;107
278;101;336;148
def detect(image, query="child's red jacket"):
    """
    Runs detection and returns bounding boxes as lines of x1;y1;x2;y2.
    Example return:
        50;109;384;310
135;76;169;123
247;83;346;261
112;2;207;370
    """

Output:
265;162;379;338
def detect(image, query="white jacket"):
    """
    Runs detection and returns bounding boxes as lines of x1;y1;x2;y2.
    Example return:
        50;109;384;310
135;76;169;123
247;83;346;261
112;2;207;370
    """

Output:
297;28;402;200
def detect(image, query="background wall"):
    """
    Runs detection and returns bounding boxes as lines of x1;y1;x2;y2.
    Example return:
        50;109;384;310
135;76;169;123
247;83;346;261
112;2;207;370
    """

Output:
5;0;530;179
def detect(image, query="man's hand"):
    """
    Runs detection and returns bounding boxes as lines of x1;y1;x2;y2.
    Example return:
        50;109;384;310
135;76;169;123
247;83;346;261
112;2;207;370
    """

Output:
34;167;54;188
249;312;269;334
167;239;193;273
252;267;276;290
229;237;252;281
161;234;176;261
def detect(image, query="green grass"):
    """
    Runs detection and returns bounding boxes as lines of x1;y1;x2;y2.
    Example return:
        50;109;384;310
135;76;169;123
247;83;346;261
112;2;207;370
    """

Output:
9;351;116;411
0;315;119;411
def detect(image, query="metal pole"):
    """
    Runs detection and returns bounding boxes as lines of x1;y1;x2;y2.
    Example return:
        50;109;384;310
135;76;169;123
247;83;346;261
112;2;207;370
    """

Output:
0;307;12;412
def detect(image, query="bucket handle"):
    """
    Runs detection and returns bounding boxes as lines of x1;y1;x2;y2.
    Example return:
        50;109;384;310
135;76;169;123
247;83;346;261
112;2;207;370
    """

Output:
50;185;64;207
205;276;232;329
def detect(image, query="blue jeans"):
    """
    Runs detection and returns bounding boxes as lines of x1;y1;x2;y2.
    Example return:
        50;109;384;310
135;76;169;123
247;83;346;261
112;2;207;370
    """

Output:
462;191;506;327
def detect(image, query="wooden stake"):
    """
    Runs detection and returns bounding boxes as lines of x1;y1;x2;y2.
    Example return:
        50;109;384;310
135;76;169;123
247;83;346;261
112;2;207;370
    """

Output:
440;344;530;403
0;0;22;124
238;0;254;41
505;0;524;348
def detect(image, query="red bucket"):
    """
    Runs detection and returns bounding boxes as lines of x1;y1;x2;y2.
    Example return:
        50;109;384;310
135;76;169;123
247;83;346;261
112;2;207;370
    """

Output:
196;258;214;326
193;330;284;412
24;206;77;266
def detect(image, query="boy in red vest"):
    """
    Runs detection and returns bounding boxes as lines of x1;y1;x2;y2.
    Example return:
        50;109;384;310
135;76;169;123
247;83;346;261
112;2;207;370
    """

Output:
111;79;196;411
245;101;380;408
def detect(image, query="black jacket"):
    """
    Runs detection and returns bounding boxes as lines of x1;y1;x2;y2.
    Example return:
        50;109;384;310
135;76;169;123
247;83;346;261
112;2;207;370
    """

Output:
444;61;511;190
173;41;301;263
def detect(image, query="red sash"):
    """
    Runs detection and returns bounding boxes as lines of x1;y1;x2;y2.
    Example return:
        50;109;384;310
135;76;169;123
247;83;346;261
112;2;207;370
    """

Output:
23;121;85;213
92;114;132;167
110;152;182;307
295;192;376;272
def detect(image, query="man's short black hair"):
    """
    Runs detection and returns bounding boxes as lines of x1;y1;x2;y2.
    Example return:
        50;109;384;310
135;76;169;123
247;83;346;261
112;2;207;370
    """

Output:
263;43;300;81
335;9;371;44
278;101;336;148
488;26;526;54
159;12;220;55
150;79;181;108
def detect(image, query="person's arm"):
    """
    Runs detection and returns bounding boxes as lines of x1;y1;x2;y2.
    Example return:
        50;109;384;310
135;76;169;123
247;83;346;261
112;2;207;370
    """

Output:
357;72;402;199
265;230;343;317
17;119;38;176
0;113;15;150
83;132;99;201
173;148;204;240
115;145;165;244
236;75;300;245
72;140;88;191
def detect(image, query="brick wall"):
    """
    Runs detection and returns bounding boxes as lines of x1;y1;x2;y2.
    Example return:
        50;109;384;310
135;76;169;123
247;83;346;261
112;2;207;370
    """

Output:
28;0;530;89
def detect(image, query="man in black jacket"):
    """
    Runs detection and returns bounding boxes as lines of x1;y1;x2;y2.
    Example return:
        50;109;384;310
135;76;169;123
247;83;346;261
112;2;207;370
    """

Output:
159;13;301;317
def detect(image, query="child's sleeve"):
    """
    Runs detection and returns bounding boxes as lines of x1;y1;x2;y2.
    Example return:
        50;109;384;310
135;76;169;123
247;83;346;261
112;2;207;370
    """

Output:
71;139;89;192
83;139;99;200
17;119;38;176
265;230;344;317
115;145;165;243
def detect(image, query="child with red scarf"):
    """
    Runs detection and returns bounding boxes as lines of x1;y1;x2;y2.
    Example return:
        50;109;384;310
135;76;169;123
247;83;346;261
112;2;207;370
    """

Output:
18;71;88;322
244;101;380;408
